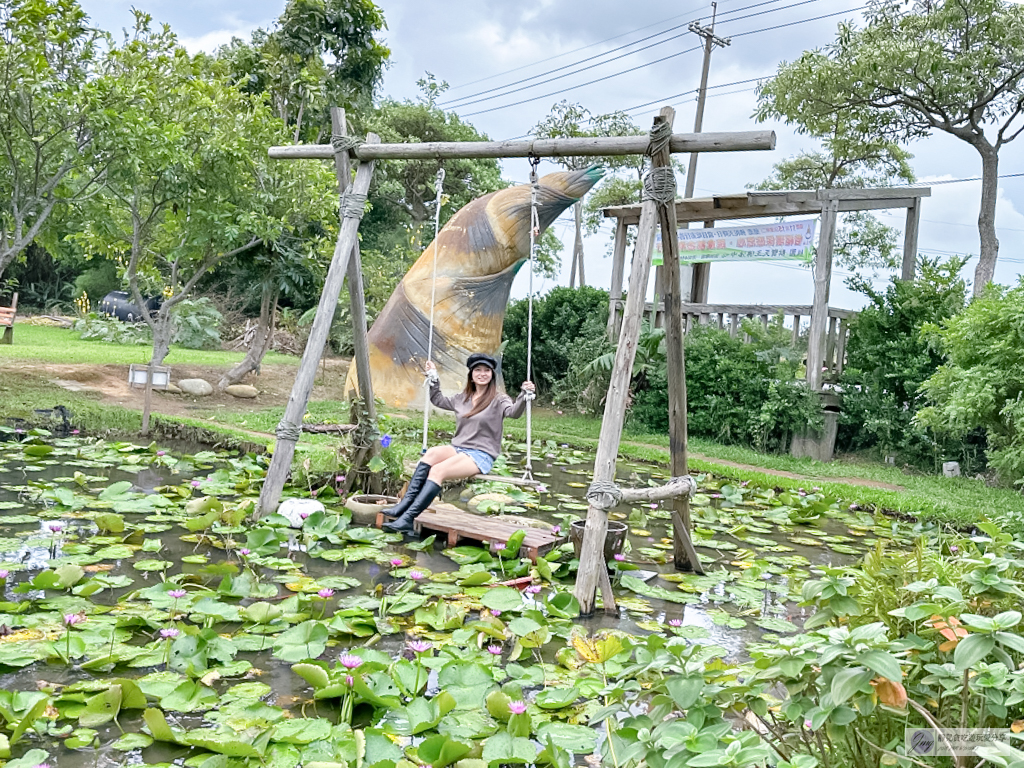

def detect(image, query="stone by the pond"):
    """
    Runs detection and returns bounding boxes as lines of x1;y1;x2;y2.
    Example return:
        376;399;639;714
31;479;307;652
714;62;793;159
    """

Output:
225;384;258;399
178;379;214;397
278;498;325;528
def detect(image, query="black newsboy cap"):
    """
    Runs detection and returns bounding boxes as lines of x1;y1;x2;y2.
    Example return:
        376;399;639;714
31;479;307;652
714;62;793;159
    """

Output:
466;353;498;371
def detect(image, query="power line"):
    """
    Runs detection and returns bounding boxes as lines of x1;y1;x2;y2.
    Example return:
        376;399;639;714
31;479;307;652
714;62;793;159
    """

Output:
460;45;703;117
444;0;791;92
458;5;867;118
441;0;825;110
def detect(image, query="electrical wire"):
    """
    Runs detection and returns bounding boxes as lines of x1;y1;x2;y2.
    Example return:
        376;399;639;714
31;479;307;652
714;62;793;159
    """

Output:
444;0;792;92
444;0;827;110
459;5;867;118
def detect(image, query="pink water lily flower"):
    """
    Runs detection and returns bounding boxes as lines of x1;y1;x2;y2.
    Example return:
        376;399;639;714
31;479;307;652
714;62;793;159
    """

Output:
409;570;425;581
487;645;503;655
408;640;433;654
168;589;187;599
63;613;84;627
508;700;528;715
160;627;180;639
339;654;362;669
318;588;335;599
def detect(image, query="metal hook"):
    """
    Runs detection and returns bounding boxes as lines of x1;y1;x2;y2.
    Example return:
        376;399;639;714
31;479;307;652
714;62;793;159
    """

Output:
528;152;540;184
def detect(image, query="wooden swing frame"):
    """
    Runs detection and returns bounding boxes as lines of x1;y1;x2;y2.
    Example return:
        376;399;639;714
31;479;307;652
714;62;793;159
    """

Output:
259;106;776;616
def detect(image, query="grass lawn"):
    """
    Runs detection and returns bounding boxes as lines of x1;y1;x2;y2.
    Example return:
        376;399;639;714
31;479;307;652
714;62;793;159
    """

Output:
0;323;297;366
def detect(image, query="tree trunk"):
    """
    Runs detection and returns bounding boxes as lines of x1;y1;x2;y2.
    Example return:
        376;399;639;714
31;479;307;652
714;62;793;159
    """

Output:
219;283;277;389
973;142;1000;296
150;308;174;366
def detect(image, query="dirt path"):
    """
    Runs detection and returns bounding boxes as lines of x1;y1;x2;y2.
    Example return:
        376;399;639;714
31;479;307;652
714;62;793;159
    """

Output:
8;359;351;418
686;452;905;491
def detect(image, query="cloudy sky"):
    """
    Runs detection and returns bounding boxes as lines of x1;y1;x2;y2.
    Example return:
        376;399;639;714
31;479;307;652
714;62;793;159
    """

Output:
78;0;1024;310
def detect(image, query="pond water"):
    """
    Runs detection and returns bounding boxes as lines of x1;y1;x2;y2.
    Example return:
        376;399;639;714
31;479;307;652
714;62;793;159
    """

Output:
0;435;913;767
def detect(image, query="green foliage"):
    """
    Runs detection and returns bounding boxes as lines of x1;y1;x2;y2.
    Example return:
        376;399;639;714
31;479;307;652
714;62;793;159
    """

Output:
0;0;101;278
78;14;337;365
917;276;1024;486
501;286;610;399
73;313;151;345
170;298;223;350
838;257;977;470
218;0;389;143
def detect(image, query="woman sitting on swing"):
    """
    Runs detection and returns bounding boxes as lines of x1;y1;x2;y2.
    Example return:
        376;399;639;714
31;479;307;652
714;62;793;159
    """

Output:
383;353;536;535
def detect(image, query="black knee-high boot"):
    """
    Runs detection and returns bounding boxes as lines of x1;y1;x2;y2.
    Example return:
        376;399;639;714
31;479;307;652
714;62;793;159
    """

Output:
384;462;430;519
383;480;441;535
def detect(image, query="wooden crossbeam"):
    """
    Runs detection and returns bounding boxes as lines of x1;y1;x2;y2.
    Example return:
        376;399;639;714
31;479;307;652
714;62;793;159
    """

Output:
269;131;776;161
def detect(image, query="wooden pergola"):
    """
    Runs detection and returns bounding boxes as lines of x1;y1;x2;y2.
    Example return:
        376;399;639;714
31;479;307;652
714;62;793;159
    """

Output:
261;106;777;616
601;186;932;398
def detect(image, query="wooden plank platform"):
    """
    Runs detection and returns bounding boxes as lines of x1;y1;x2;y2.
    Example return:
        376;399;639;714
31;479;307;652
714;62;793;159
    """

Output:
375;502;566;562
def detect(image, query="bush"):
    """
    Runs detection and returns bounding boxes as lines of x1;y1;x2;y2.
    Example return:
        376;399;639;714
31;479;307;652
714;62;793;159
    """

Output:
73;313;152;345
72;297;223;351
837;257;982;471
502;286;610;398
917;274;1024;486
628;319;820;452
170;298;223;350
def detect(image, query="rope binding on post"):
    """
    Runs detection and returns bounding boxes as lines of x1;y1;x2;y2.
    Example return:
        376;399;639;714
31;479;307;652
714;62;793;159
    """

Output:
421;167;446;454
585;480;623;511
330;134;364;154
274;420;302;442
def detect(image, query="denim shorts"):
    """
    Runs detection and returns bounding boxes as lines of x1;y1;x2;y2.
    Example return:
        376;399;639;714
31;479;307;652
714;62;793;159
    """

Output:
455;447;495;474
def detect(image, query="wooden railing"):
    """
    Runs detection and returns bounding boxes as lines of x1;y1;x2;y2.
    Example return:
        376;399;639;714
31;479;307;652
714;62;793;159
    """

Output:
607;300;857;378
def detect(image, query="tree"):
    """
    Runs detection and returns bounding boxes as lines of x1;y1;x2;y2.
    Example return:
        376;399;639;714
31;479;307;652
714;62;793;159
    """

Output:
218;0;389;144
755;0;1024;295
217;236;329;388
0;0;104;280
752;132;916;271
78;15;337;366
532;101;646;284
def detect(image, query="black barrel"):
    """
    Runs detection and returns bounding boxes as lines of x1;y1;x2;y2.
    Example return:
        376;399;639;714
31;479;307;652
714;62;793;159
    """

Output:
99;291;161;322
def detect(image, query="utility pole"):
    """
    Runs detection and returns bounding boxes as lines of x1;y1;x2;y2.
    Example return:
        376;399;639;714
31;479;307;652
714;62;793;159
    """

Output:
684;3;730;302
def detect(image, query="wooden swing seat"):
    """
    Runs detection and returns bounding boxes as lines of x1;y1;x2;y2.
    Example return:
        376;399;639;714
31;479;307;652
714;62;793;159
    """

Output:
376;500;565;562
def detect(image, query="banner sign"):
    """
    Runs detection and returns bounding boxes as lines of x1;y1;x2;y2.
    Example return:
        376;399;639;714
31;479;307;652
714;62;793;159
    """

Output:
653;219;817;265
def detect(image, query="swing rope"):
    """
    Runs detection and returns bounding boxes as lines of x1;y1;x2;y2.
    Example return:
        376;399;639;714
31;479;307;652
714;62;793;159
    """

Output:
523;155;541;482
422;168;446;454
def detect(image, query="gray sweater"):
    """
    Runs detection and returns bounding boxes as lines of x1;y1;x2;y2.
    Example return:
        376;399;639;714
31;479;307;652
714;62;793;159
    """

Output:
429;380;528;458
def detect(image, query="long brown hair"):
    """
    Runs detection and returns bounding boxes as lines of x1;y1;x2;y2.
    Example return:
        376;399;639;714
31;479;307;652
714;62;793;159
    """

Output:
463;369;497;417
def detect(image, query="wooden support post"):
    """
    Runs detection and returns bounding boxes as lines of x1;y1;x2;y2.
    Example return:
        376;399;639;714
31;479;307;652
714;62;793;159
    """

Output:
332;109;378;487
792;314;801;346
607;219;628;340
256;134;379;518
902;201;921;280
807;198;839;391
576;109;691;617
835;318;849;376
141;364;153;437
825;315;838;375
653;107;703;575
